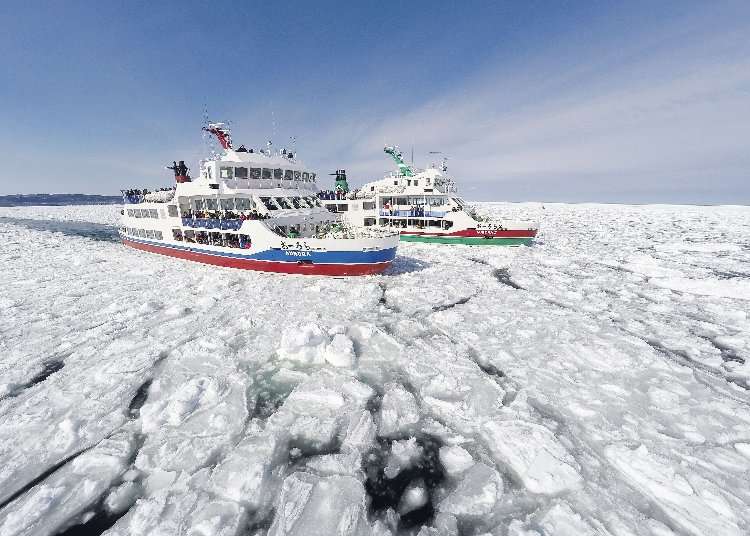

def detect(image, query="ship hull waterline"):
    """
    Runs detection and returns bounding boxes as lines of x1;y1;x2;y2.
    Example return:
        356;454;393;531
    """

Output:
399;234;534;246
122;237;395;276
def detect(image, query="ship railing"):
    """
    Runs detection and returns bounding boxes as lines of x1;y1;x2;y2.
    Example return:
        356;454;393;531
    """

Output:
379;209;447;218
181;217;243;231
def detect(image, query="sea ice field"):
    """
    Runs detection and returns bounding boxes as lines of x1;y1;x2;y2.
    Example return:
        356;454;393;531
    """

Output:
0;202;749;536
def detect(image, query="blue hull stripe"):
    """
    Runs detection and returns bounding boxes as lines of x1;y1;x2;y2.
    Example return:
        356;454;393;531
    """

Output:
122;235;397;265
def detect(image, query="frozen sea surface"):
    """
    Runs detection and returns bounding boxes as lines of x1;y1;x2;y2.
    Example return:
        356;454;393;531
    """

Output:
0;203;749;536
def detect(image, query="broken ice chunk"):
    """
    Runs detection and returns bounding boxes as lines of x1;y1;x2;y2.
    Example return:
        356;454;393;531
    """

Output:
324;333;357;368
267;472;370;536
538;503;598;536
481;420;582;495
605;444;742;536
437;463;503;519
438;445;475;477
379;383;420;437
384;438;423;479
398;479;429;515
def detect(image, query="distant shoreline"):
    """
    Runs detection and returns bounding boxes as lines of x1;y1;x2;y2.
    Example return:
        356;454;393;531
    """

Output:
0;194;122;207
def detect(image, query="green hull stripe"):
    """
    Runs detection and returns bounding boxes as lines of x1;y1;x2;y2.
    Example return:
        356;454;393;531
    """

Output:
400;234;533;246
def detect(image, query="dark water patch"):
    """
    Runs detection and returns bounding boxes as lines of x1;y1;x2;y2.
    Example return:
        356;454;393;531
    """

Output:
127;380;152;418
477;361;505;378
432;296;472;312
0;447;90;511
5;359;65;399
55;505;129;536
363;435;446;531
0;217;119;242
492;268;524;290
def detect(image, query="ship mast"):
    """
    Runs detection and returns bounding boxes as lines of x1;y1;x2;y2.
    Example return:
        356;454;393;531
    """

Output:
384;145;414;177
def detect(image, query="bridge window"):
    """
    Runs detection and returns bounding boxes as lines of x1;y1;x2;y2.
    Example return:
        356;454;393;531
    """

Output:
284;169;294;180
235;197;253;210
294;170;301;181
302;172;309;181
172;229;183;241
363;201;375;210
220;198;235;210
167;205;178;217
235;167;248;179
220;167;233;179
275;197;292;209
149;209;158;218
205;199;218;211
274;168;283;180
250;168;262;179
262;168;272;180
310;173;316;182
291;197;302;209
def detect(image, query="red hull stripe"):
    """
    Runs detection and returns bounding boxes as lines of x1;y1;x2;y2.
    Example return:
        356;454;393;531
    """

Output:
401;229;537;238
122;238;392;276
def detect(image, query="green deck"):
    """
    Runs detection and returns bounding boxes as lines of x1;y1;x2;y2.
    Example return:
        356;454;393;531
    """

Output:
400;234;533;246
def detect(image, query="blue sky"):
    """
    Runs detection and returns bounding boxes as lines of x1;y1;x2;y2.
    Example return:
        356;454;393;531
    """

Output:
1;1;748;203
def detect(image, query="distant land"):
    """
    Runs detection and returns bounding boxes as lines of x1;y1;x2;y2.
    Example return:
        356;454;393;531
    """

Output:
0;194;121;207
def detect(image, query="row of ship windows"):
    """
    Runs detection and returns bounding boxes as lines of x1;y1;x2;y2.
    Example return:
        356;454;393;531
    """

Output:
124;227;164;240
127;208;160;218
218;167;317;182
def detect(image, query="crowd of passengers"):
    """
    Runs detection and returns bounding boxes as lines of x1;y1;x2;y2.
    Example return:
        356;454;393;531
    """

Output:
182;209;270;221
123;187;174;197
317;190;348;200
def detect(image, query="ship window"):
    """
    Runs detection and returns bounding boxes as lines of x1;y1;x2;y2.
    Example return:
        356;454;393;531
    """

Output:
294;170;301;181
239;234;250;248
262;168;272;180
394;181;398;186
220;167;233;179
184;230;195;242
364;218;376;226
126;209;133;217
275;197;292;209
149;209;158;218
172;229;183;241
363;201;375;210
325;204;337;212
310;173;316;182
338;204;349;211
250;168;262;179
155;231;163;240
235;197;252;210
407;180;411;186
220;198;235;210
194;199;205;210
414;180;418;186
138;229;146;237
145;229;155;238
205;199;218;211
291;197;302;209
260;197;277;210
167;205;178;217
284;169;294;180
274;168;283;180
235;167;248;179
302;172;309;181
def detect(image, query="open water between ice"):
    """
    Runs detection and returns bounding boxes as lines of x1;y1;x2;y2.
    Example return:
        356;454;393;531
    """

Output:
0;203;749;536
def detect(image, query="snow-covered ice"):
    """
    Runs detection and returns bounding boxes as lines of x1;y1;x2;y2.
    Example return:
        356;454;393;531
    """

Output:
0;202;749;535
